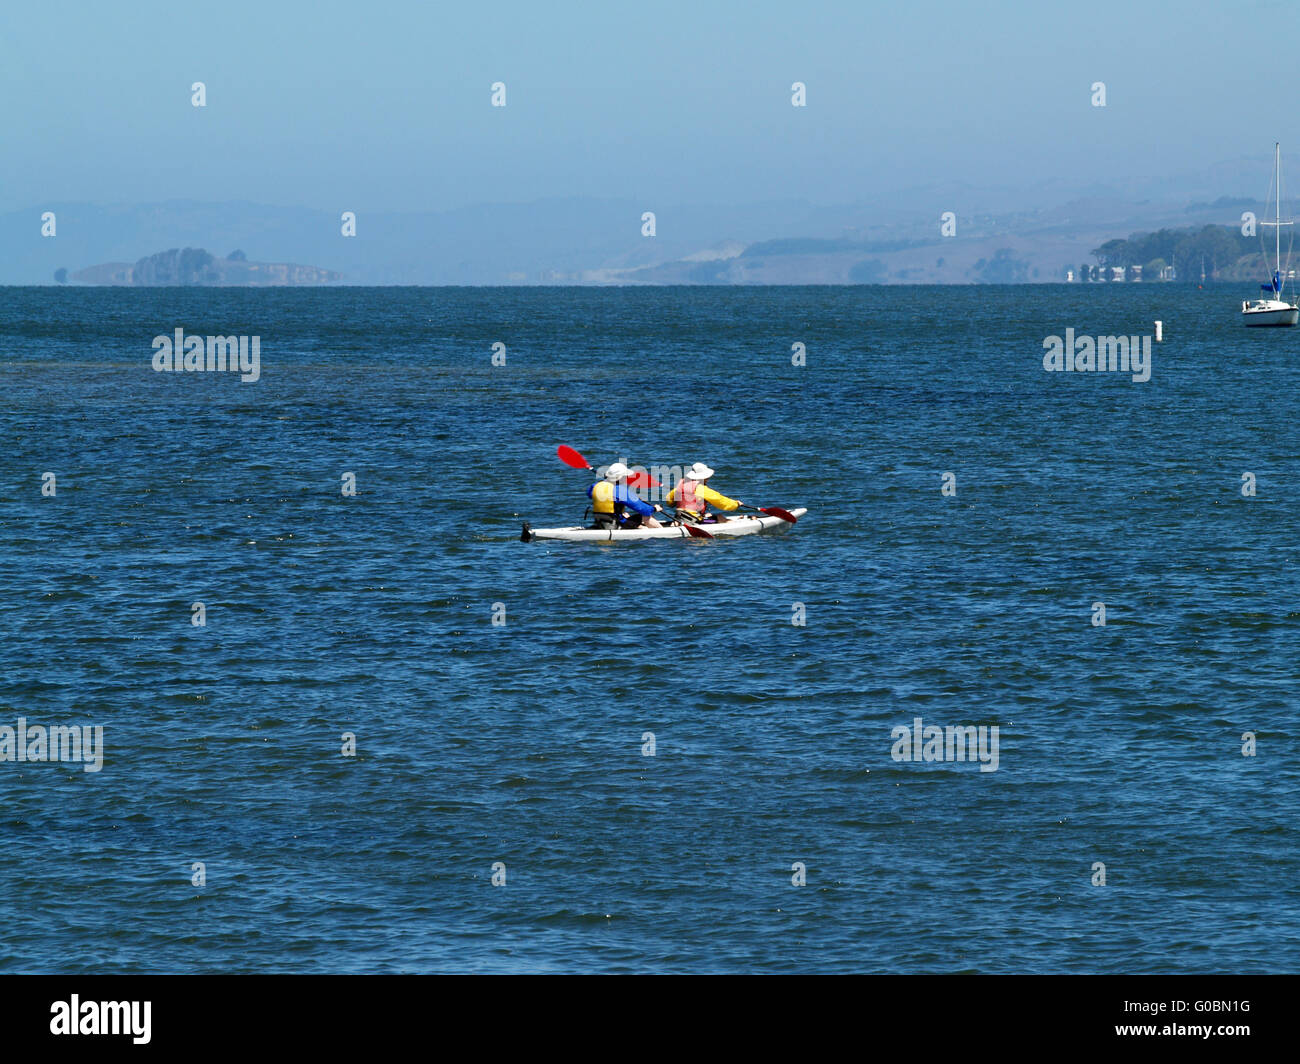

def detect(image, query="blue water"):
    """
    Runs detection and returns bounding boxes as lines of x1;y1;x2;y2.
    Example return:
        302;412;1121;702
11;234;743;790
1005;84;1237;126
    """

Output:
0;284;1296;973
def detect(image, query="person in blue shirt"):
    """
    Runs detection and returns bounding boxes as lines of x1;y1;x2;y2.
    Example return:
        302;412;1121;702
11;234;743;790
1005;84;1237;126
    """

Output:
588;462;664;529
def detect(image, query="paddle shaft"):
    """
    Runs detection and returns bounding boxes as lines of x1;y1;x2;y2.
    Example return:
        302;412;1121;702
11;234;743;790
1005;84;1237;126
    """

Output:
737;503;797;524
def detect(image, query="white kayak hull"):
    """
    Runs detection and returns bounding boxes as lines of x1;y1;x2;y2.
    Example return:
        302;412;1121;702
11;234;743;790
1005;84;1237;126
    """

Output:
524;508;807;542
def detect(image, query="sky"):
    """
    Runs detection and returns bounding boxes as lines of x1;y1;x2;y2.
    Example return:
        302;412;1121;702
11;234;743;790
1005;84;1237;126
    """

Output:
2;0;1299;214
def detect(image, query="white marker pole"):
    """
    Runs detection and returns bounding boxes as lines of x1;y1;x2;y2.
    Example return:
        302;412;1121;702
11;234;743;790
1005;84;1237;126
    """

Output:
1154;320;1163;342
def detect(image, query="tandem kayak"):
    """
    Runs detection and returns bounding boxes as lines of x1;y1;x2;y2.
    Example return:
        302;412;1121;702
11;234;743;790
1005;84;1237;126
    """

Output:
521;508;807;542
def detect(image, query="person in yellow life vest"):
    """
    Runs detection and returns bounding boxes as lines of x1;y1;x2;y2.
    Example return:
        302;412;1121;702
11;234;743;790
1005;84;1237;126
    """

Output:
666;462;743;522
588;462;665;530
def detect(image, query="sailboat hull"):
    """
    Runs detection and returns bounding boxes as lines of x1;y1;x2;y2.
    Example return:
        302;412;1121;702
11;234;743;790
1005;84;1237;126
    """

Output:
1242;302;1299;326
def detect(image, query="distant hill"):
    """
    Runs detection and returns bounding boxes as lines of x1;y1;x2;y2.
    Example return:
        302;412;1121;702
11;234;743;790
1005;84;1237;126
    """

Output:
5;189;1275;286
71;247;343;286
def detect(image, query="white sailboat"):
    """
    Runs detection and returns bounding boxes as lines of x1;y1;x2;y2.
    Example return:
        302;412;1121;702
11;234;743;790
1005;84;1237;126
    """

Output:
1242;142;1299;326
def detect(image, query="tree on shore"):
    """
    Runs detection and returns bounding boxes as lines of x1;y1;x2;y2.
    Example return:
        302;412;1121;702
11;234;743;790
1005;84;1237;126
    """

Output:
971;248;1029;283
1094;239;1130;268
1092;224;1261;281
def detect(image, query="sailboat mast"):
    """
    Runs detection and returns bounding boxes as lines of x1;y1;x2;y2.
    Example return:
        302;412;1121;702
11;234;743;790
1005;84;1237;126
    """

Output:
1276;142;1281;280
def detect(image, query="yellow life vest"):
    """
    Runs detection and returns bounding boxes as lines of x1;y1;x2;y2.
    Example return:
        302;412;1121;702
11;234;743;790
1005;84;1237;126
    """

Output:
591;481;615;514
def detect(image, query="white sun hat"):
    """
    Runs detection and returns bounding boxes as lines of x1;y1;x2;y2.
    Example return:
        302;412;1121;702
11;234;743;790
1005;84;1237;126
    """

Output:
604;462;632;482
684;461;716;481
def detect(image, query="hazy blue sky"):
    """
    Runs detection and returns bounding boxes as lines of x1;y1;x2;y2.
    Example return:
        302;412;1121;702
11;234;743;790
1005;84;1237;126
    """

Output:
2;0;1297;212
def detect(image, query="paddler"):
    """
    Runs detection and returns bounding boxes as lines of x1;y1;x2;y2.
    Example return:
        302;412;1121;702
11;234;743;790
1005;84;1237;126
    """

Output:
589;462;664;530
666;462;743;522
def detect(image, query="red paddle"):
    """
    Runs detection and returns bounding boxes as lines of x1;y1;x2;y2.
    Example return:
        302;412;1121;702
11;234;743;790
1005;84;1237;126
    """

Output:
556;444;592;470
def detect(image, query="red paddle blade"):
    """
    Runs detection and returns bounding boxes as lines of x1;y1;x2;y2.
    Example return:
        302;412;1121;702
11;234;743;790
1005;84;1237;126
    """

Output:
624;471;661;490
557;445;591;470
682;522;714;539
760;506;797;523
